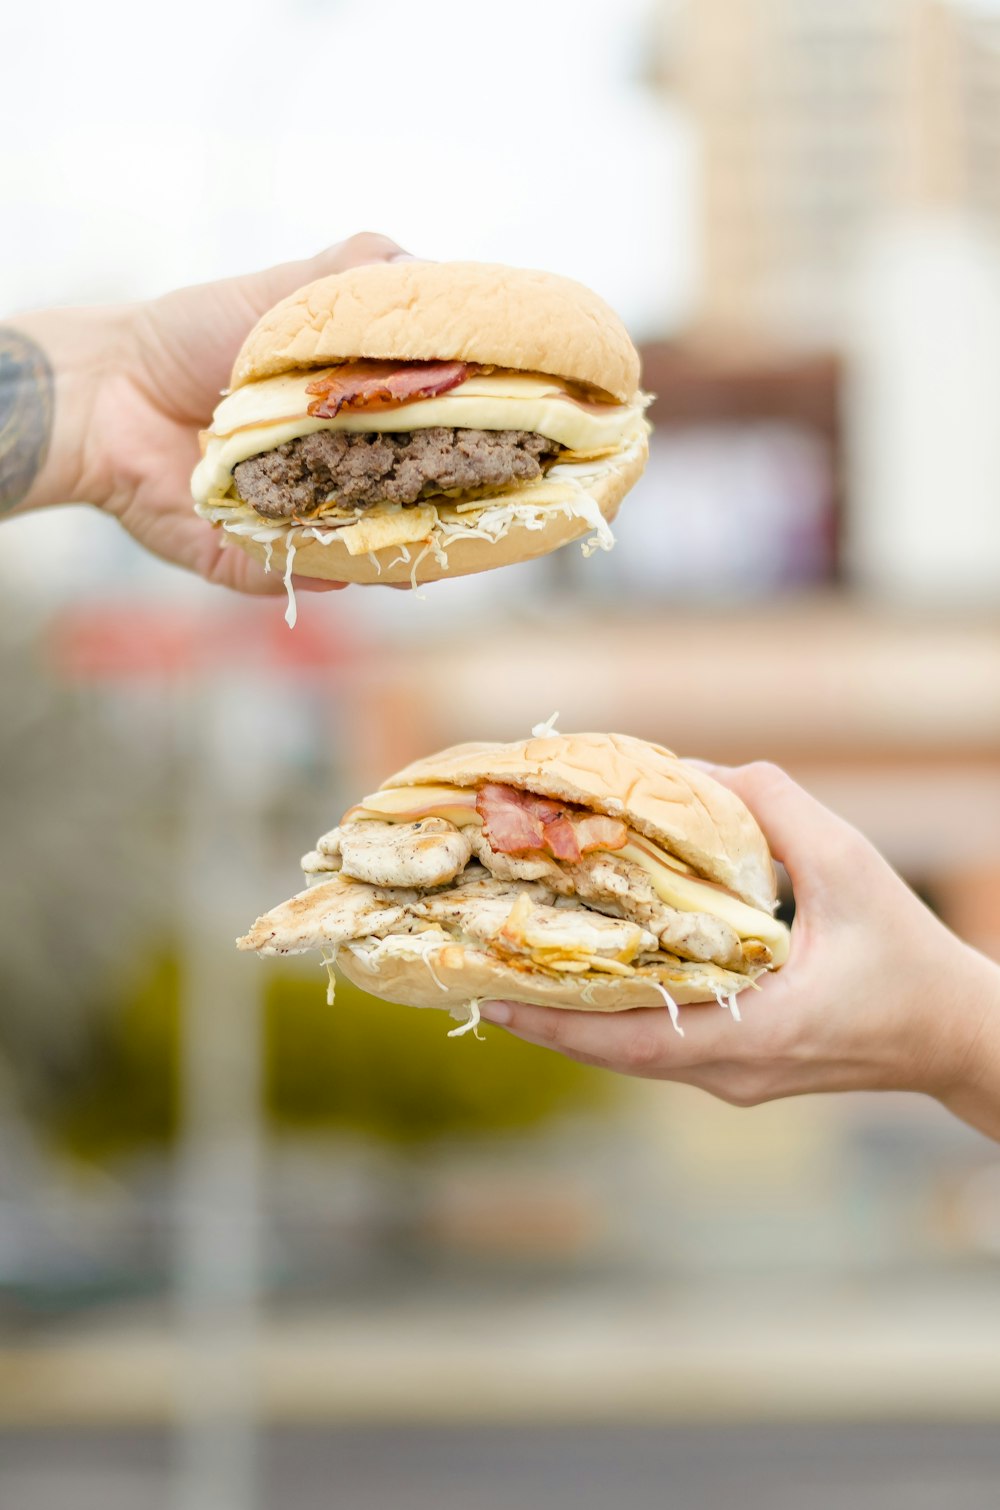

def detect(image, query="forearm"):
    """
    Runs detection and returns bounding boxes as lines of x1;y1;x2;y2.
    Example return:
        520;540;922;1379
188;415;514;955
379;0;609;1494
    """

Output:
0;307;130;518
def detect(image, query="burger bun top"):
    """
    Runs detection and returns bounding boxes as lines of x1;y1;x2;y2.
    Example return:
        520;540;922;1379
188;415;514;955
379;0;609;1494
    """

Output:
380;731;779;914
231;260;641;403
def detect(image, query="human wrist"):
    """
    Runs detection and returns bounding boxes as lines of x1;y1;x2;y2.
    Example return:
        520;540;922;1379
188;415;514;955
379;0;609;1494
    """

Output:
0;304;133;518
924;944;1000;1140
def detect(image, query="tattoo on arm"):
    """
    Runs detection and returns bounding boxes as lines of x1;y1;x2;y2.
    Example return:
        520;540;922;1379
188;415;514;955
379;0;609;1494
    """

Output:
0;327;54;515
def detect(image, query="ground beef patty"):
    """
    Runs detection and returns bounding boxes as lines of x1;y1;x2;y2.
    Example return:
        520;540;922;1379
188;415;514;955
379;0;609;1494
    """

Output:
233;428;562;519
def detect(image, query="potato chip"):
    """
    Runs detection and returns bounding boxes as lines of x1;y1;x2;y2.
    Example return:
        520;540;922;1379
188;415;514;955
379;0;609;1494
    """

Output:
340;504;438;557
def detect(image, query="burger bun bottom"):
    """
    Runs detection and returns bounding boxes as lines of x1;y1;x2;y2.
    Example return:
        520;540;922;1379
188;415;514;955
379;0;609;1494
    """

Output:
337;937;734;1015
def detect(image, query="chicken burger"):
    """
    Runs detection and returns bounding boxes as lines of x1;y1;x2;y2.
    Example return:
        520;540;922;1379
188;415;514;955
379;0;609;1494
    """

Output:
238;731;790;1037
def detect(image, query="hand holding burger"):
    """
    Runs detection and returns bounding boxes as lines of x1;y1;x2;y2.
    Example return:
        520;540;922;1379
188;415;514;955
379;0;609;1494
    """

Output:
0;232;409;591
481;762;1000;1143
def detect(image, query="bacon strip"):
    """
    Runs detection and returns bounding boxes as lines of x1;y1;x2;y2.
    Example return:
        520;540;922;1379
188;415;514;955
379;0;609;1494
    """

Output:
571;813;631;854
305;360;473;420
476;784;627;864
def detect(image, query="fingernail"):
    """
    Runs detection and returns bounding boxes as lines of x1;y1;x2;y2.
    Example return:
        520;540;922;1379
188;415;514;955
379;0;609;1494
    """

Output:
388;251;418;262
479;1001;512;1025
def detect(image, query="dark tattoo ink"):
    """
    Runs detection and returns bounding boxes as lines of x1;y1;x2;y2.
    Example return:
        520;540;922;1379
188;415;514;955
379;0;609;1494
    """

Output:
0;327;55;514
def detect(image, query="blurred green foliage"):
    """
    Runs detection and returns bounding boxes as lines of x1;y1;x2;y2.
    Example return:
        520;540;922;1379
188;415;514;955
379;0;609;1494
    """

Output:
54;954;182;1159
52;948;606;1158
262;965;607;1142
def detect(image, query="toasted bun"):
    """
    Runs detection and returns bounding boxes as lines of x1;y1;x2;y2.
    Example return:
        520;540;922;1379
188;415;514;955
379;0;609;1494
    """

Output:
337;939;736;1014
224;441;646;586
381;732;778;913
231;261;640;403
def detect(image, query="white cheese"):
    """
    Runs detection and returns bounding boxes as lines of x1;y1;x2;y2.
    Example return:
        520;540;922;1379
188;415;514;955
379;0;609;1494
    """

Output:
619;841;790;963
191;368;647;505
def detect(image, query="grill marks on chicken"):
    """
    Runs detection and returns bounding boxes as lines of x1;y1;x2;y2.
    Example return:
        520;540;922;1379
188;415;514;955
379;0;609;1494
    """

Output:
238;873;420;956
305;818;473;890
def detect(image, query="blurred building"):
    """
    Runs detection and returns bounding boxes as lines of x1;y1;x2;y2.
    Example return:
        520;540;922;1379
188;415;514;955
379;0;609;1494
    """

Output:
664;0;1000;346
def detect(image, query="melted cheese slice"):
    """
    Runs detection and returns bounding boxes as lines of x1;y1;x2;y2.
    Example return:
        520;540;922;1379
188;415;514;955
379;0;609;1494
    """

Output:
619;840;790;964
191;369;646;505
345;784;483;828
339;784;790;964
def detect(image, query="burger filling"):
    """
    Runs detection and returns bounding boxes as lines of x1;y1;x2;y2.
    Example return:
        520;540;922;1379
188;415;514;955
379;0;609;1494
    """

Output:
233;427;563;520
238;782;788;1029
192;362;651;606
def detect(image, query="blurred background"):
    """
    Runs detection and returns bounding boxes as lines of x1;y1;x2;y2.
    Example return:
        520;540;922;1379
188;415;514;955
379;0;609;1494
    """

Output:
2;1;1000;1506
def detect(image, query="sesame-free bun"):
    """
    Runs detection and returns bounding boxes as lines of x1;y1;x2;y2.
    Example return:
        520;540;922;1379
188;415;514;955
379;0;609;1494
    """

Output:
337;938;746;1015
228;439;646;587
231;261;641;403
379;732;779;914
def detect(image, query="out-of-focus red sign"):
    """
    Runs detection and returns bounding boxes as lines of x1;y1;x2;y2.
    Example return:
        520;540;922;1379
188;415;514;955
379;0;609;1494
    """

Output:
47;603;360;680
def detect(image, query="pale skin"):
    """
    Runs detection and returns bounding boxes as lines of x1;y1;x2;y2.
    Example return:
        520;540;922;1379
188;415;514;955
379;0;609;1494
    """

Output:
0;230;411;590
481;762;1000;1143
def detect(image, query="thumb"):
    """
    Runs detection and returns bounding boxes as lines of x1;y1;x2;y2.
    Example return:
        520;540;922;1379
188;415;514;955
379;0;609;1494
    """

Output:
239;231;414;319
688;760;861;895
140;232;416;416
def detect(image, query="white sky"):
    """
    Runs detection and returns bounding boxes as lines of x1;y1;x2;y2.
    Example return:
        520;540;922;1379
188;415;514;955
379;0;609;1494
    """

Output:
1;0;692;335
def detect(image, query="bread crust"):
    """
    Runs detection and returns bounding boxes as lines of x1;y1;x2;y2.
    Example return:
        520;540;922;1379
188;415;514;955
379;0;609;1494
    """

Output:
337;937;745;1014
231;261;641;403
380;732;778;914
223;440;646;585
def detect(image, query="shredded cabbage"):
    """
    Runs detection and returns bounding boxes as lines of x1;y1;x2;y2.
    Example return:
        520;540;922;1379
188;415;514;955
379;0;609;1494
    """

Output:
531;711;561;739
712;987;743;1022
347;931;450;992
447;999;485;1041
283;530;299;628
320;947;339;1006
650;981;684;1037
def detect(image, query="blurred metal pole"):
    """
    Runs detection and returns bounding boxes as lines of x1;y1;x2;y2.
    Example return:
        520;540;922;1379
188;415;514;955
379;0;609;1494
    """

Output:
172;679;265;1510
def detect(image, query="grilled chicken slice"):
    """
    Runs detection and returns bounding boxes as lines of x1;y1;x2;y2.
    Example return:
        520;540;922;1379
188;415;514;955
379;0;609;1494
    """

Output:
467;829;571;890
305;818;473;889
563;852;766;971
237;874;418;956
414;888;657;963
